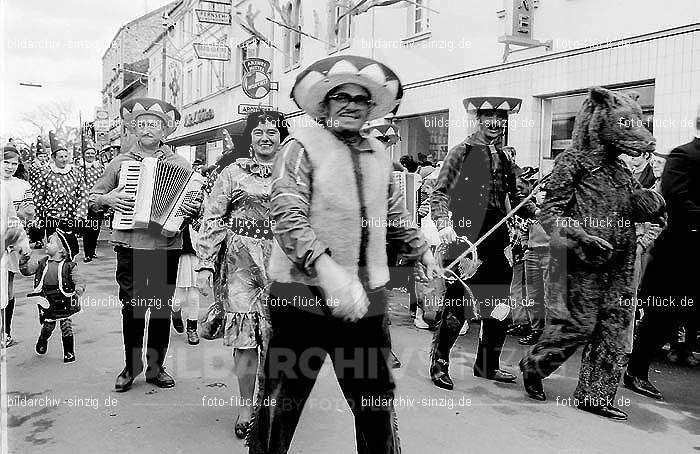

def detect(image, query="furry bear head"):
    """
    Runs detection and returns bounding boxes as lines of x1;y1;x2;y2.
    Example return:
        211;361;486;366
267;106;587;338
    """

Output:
571;87;656;157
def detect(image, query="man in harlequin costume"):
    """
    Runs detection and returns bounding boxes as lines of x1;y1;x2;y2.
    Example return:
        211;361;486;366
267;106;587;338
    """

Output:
430;96;526;389
89;98;201;392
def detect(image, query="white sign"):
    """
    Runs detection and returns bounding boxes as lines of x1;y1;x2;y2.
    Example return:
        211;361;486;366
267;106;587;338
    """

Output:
238;104;273;115
193;43;231;61
195;9;231;25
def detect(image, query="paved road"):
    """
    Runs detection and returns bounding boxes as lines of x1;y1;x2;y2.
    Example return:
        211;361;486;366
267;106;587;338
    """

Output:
4;238;700;453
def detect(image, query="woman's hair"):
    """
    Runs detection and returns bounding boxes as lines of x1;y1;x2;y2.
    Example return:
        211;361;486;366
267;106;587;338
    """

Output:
3;146;21;161
238;110;289;155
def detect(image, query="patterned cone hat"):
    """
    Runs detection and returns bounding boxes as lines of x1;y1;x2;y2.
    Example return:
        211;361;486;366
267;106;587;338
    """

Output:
361;123;400;146
49;131;67;153
120;97;181;137
463;96;522;114
291;55;403;121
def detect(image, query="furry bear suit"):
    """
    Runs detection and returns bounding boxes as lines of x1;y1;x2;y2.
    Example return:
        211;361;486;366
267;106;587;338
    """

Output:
519;87;666;408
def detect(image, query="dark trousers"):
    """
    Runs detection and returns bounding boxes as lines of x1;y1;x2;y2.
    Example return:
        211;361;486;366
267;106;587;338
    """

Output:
29;224;45;243
82;211;103;258
431;235;512;377
628;309;695;379
3;297;14;336
115;247;180;376
248;282;400;454
524;248;550;331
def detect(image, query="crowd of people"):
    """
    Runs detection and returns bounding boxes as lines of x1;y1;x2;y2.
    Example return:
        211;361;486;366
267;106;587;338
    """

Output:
1;54;698;452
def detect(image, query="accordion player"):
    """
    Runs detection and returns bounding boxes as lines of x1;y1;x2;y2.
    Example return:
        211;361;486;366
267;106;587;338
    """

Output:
112;157;205;237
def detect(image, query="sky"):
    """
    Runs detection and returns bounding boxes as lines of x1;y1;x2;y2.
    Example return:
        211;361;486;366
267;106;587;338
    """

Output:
1;0;175;144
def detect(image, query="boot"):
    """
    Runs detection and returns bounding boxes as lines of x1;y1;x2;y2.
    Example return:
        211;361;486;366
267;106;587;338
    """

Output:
429;358;454;390
186;320;199;345
35;335;48;355
62;335;75;363
172;310;184;334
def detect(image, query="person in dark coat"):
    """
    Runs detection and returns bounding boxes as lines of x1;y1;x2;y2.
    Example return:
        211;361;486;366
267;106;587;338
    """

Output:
625;113;700;400
429;96;525;389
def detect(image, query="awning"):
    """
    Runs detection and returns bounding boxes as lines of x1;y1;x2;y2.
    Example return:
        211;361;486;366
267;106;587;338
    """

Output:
166;118;247;148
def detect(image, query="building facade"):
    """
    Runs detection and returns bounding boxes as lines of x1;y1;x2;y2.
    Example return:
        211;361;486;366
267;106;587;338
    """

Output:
136;0;697;170
100;2;176;149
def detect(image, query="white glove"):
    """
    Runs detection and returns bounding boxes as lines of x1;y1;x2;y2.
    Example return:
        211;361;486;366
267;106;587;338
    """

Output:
315;255;370;322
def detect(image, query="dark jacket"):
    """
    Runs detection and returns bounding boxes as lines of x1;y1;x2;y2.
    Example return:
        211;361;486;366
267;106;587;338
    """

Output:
641;137;700;313
21;256;81;321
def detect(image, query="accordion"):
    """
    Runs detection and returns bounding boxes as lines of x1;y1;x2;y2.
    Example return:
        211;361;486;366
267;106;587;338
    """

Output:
393;170;421;225
112;157;205;237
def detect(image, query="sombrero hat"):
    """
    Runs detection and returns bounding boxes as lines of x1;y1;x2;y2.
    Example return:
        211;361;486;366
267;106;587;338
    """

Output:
291;55;403;121
120;97;181;136
463;96;522;114
361;123;400;145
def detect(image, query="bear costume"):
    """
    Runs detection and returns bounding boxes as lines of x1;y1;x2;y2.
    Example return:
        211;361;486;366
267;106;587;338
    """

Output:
519;87;666;420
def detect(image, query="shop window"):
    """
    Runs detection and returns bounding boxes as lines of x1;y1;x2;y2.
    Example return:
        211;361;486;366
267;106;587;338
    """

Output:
541;84;655;160
395;111;450;164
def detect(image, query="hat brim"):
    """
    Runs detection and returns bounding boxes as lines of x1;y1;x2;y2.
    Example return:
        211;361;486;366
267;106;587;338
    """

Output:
293;75;401;121
463;97;523;114
123;111;179;137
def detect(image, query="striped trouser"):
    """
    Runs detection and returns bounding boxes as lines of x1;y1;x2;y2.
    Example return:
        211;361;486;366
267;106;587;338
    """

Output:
40;318;73;338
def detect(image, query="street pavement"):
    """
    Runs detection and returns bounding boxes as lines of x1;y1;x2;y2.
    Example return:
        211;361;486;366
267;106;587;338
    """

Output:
3;237;700;454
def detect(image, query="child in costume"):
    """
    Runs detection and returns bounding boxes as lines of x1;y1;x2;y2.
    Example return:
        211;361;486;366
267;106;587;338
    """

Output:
19;227;84;363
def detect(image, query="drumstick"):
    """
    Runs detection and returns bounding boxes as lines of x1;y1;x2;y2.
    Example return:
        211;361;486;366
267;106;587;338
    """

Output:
445;174;550;272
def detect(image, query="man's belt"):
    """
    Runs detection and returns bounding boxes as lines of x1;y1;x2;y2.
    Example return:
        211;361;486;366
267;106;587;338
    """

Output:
227;218;273;240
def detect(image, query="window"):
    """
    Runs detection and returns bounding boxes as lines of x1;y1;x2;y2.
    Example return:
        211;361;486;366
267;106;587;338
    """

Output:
283;2;293;69
411;0;430;35
197;63;203;99
218;61;225;87
292;0;302;65
208;61;214;94
329;0;352;51
395;111;450;163
185;64;193;104
542;84;655;159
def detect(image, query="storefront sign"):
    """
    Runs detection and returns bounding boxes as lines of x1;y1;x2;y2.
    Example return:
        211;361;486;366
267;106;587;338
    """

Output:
242;58;271;99
193;43;231;61
183;108;215;127
195;9;231;25
512;0;534;38
238;103;273;115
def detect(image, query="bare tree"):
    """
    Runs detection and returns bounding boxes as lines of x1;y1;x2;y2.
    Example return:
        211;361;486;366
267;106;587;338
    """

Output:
19;99;75;137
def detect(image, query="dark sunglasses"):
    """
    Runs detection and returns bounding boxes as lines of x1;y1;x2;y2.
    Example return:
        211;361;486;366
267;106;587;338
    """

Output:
327;92;374;108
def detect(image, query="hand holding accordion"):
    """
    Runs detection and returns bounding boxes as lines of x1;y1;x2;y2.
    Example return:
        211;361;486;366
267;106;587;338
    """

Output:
112;157;205;237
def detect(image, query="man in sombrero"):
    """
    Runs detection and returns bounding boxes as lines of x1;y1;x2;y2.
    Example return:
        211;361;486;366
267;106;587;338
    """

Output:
89;98;200;392
429;96;525;389
249;55;440;454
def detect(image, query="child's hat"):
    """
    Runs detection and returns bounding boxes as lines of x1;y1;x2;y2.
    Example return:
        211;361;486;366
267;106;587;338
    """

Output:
55;227;79;261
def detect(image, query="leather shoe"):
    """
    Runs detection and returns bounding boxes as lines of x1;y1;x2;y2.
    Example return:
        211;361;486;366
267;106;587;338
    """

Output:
115;367;140;392
145;369;175;388
474;369;517;383
507;323;531;337
520;360;546;401
518;330;543;346
430;359;454;390
576;403;627;420
623;373;662;399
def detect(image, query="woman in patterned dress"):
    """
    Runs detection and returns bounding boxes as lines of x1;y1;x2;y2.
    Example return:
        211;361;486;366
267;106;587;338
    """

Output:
196;111;288;439
33;144;88;238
